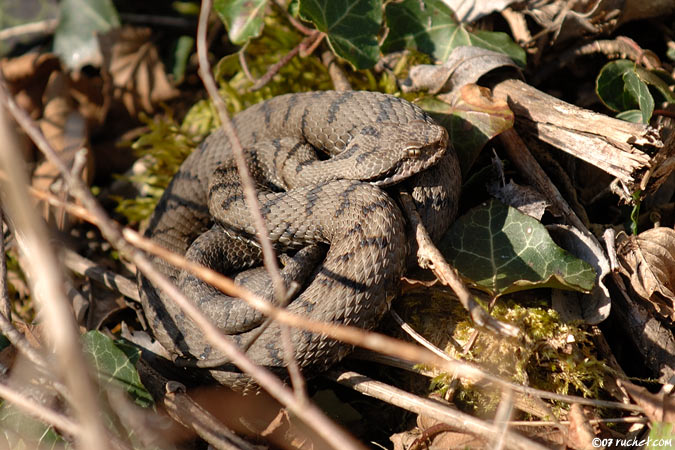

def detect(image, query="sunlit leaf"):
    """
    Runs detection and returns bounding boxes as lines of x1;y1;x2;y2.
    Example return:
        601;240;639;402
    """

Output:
440;200;596;296
53;0;120;69
82;331;153;408
214;0;268;45
382;0;525;66
299;0;382;69
623;70;654;124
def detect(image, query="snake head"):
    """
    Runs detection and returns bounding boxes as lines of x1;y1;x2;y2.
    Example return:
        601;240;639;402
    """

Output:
347;120;449;186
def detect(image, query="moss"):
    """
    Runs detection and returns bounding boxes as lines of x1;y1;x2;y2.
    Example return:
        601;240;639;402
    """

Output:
399;290;611;417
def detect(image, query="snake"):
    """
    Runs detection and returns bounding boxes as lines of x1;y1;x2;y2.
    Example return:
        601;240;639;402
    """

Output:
137;91;461;390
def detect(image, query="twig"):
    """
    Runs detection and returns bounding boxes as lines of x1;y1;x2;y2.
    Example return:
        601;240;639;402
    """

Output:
349;349;645;413
196;0;306;400
0;381;79;437
397;192;520;337
322;51;352;91
498;127;589;233
137;358;258;450
249;31;323;91
1;58;363;450
272;0;315;36
326;370;549;450
62;248;140;302
0;86;112;449
389;309;456;360
0;207;10;318
0;19;58;41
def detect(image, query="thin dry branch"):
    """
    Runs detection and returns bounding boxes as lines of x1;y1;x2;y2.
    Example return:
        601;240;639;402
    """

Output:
326;370;549;450
0;87;112;450
0;381;79;438
398;192;519;337
196;0;306;398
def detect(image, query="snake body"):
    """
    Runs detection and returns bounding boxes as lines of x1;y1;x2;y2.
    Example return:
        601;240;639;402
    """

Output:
138;91;461;390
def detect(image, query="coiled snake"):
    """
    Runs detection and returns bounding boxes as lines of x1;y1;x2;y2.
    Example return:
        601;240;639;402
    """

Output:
138;91;461;390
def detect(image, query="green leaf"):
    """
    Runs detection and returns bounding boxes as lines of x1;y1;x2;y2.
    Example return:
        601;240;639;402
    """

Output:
0;404;67;450
214;0;268;45
623;71;654;124
439;200;596;296
418;85;514;174
82;331;153;408
615;109;644;123
53;0;120;69
382;0;525;66
596;60;638;111
171;35;194;83
299;0;382;69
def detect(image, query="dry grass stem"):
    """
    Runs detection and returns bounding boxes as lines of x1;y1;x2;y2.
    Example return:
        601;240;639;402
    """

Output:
327;370;549;450
0;86;112;449
196;0;306;398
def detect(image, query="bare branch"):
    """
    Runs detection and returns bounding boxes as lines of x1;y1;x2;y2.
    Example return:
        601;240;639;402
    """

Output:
0;83;112;450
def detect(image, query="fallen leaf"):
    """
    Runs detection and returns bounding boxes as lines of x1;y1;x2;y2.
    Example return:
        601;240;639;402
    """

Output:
1;53;61;120
548;224;612;325
617;227;675;323
33;71;93;228
98;26;179;117
617;379;675;425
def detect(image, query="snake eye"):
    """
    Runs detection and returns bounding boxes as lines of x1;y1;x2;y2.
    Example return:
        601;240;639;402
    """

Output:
407;147;421;158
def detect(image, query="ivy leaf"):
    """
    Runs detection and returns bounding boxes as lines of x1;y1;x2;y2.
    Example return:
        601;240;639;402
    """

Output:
623;71;654;124
382;0;525;66
0;404;67;449
214;0;268;45
82;331;153;408
439;200;596;297
615;109;645;123
299;0;382;69
596;59;662;123
417;84;514;174
53;0;120;69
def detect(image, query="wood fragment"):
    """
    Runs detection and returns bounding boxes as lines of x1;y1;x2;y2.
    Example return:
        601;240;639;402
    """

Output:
492;79;668;196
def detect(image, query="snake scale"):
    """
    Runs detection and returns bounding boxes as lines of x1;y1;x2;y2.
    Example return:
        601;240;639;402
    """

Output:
138;91;461;390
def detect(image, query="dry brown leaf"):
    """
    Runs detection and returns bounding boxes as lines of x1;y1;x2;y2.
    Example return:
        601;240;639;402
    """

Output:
1;53;61;119
617;227;675;323
33;71;93;228
98;26;179;118
617;379;675;425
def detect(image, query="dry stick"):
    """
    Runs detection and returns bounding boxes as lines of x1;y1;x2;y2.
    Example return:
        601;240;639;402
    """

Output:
0;19;58;40
250;31;322;92
326;370;549;450
0;91;111;450
0;72;363;450
0;381;79;437
322;51;352;91
196;0;307;399
499;128;589;233
62;248;140;302
137;358;258;450
397;192;520;337
123;227;533;393
0;207;10;318
350;349;645;413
